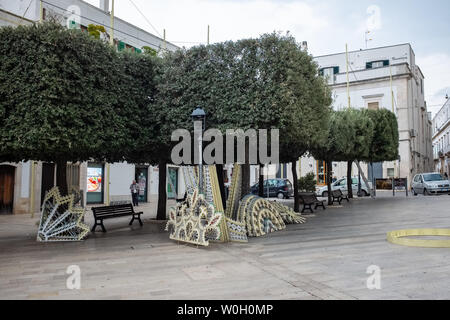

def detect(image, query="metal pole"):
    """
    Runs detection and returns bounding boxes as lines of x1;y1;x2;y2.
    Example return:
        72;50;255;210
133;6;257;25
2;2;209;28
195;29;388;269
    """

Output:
346;43;351;109
358;164;362;196
110;0;115;46
199;134;203;194
392;177;395;197
207;25;210;45
40;0;43;23
405;178;409;197
30;161;36;218
163;29;167;52
106;163;110;205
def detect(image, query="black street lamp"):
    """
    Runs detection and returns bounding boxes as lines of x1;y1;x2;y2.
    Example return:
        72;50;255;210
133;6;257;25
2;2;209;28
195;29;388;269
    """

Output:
191;107;206;194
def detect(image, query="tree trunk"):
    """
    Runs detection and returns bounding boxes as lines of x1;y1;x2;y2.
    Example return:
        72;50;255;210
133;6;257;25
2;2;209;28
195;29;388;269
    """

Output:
326;160;332;205
292;160;300;212
347;161;353;198
156;160;167;220
258;164;264;197
56;160;68;196
216;164;226;209
241;140;250;197
241;163;250;197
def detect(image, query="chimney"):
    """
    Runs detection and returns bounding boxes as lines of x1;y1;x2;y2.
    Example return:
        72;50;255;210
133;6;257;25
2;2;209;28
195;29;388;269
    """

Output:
100;0;110;12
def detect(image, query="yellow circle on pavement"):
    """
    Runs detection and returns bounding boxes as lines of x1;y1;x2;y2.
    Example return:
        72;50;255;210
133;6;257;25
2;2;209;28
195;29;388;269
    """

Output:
387;229;450;248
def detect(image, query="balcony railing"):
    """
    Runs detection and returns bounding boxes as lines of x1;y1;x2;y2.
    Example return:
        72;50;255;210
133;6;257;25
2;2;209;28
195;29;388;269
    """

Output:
331;63;411;85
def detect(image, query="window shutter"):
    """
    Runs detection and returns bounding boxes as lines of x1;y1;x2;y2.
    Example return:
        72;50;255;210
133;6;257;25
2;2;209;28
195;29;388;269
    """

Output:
118;41;126;51
366;62;372;69
383;60;389;66
333;66;339;74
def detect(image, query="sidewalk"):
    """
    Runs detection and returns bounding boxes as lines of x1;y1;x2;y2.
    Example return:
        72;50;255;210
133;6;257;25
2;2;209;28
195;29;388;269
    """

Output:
0;195;449;299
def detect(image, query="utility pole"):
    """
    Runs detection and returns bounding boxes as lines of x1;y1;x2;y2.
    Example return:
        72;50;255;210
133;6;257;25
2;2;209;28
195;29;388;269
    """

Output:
390;64;398;179
39;0;43;23
365;30;372;49
207;25;210;45
110;0;115;46
346;43;351;109
163;29;167;51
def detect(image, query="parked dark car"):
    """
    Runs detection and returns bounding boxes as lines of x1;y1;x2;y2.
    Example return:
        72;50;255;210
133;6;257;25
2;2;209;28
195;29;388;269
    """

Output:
250;179;294;199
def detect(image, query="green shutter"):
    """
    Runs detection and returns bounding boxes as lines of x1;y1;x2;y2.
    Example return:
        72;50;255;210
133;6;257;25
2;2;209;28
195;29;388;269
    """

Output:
135;48;142;54
118;41;125;51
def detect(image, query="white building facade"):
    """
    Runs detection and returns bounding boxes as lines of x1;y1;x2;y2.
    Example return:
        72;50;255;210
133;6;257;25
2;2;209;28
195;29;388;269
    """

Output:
432;98;450;176
264;44;433;190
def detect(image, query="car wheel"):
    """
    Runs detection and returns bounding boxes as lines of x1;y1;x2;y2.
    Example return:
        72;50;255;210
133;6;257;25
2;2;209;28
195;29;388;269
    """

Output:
277;192;285;200
361;190;368;197
322;191;328;198
412;188;417;196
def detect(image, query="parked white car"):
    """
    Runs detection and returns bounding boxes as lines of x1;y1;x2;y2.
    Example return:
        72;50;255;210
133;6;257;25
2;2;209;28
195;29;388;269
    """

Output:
316;177;372;197
411;173;450;195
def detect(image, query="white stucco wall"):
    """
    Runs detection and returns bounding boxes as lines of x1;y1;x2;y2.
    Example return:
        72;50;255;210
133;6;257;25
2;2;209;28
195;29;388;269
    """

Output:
109;162;135;196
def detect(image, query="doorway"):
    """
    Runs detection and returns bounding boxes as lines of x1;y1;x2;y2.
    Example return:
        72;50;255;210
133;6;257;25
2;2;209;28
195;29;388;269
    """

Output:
368;162;383;182
0;165;15;214
135;166;148;203
40;163;55;206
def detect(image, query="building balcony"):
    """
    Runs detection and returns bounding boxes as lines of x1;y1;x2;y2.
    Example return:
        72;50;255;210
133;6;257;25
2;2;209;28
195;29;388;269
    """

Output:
328;63;411;86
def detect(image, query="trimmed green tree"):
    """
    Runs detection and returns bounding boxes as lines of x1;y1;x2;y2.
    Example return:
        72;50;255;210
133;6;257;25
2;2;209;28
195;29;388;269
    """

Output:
310;110;354;205
333;108;374;198
0;23;148;195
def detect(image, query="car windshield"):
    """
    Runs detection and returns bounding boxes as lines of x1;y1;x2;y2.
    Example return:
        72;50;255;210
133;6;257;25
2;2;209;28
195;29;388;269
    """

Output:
423;174;444;182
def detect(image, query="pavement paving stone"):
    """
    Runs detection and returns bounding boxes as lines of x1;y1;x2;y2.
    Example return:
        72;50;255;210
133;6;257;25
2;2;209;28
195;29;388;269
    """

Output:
0;193;449;299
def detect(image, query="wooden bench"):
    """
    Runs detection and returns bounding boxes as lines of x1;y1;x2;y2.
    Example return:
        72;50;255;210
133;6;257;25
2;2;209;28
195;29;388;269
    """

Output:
331;189;349;205
299;193;326;213
91;204;143;232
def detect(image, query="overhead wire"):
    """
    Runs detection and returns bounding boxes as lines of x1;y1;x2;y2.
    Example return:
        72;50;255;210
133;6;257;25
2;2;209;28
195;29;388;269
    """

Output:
40;0;175;50
128;0;162;38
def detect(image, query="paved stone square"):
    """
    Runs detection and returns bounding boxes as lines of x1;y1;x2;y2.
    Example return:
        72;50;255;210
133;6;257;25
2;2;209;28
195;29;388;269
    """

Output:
0;193;449;300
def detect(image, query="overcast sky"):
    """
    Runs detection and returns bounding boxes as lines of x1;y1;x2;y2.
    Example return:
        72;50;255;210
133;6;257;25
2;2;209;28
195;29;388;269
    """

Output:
84;0;450;116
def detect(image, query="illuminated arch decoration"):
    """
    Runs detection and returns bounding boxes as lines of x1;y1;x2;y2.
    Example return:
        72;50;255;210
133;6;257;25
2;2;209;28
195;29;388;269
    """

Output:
238;195;286;237
168;164;307;245
271;202;307;225
387;229;450;248
165;189;223;246
37;187;89;242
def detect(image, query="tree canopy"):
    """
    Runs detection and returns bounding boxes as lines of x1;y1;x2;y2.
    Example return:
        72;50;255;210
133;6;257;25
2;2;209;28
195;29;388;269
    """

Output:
363;108;399;163
0;22;160;194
